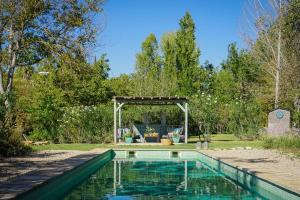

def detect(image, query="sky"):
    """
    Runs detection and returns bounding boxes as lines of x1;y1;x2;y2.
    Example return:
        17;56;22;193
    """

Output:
94;0;247;77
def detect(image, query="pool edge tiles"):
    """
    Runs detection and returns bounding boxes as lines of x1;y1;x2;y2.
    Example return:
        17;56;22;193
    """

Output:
114;149;200;160
16;150;115;200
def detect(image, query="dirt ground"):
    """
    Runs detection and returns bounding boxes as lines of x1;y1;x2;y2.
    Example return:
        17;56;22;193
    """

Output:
202;149;300;194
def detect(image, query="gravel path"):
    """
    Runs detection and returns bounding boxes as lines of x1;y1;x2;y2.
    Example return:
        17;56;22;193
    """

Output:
202;149;300;194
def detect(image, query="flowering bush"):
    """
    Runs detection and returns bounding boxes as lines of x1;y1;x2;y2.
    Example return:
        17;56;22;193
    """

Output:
57;104;113;143
190;91;263;138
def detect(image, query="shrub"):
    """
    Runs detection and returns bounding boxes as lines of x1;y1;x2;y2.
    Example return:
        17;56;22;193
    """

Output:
57;104;113;143
227;101;263;139
0;139;31;157
0;94;32;157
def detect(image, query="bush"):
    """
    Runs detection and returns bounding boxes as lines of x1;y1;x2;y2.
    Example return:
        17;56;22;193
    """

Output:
29;78;65;142
57;104;113;143
227;101;263;139
0;139;31;157
0;94;32;157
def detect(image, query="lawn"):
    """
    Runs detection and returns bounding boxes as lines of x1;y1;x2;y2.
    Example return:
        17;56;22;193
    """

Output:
32;134;263;151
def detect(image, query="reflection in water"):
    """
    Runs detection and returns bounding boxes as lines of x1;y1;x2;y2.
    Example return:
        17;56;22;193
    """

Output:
63;160;263;200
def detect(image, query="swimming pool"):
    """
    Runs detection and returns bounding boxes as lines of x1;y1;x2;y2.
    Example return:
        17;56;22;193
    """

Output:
17;150;300;200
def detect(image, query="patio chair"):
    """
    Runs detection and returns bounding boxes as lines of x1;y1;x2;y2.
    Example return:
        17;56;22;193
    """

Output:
132;125;144;143
167;127;184;142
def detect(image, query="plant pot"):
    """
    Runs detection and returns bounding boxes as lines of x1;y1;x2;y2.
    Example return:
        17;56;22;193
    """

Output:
161;138;172;145
125;137;133;144
172;137;180;143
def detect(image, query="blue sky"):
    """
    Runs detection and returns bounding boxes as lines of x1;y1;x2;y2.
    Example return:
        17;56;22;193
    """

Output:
94;0;246;77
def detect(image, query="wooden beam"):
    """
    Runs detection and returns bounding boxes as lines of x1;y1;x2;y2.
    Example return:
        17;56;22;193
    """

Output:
177;103;186;112
118;103;122;128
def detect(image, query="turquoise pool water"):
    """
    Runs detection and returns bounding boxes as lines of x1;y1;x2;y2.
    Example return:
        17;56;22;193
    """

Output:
63;160;264;200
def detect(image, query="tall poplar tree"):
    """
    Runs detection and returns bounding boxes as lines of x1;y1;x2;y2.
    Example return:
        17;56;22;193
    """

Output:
134;33;161;96
175;12;201;95
160;32;178;96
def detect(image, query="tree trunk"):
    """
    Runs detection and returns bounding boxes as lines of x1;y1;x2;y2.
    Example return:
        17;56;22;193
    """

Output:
0;68;4;94
275;67;280;109
275;0;282;109
4;25;18;109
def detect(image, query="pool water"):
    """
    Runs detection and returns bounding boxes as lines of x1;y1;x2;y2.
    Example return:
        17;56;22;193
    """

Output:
63;160;264;200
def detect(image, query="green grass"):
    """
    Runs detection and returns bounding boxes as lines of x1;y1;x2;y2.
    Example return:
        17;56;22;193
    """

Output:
263;135;300;158
32;134;263;151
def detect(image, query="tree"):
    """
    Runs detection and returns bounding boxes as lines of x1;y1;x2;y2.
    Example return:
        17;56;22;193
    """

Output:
281;0;300;106
134;33;161;96
241;0;288;108
160;32;178;96
175;12;201;95
222;43;262;101
0;0;104;108
108;74;133;96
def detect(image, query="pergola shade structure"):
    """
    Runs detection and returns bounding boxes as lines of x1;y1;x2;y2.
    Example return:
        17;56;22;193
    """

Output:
112;96;189;144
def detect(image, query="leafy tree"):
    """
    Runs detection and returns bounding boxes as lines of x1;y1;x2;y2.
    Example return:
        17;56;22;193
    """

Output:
160;32;178;96
0;0;104;155
0;0;104;108
108;74;133;96
134;33;161;96
176;12;201;95
222;43;262;101
281;0;300;125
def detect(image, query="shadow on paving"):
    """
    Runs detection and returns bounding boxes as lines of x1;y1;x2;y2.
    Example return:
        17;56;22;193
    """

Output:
0;153;99;200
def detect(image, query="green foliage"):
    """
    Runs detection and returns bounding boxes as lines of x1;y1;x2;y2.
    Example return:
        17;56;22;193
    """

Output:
227;101;263;139
30;73;65;141
108;74;133;96
0;0;104;155
176;12;201;95
263;134;300;149
58;105;113;143
190;93;220;134
0;94;32;156
134;33;161;96
160;32;178;96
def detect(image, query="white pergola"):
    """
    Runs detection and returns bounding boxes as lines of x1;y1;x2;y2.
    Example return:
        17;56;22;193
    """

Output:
112;96;189;144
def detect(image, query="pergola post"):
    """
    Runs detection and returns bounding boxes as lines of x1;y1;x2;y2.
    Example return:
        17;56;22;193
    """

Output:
185;102;188;144
114;100;117;144
118;103;122;128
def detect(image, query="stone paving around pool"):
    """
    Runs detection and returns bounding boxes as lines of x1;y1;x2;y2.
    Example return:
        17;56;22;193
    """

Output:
201;149;300;194
0;149;108;200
